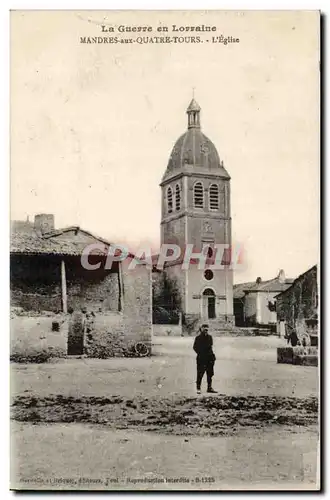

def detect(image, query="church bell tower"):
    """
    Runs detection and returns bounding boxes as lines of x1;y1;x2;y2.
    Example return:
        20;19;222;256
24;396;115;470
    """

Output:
160;98;234;328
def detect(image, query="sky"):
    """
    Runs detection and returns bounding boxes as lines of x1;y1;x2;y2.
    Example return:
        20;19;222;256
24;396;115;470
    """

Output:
10;10;320;283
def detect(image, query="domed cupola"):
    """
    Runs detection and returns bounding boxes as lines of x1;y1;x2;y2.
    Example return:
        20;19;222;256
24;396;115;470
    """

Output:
162;99;230;183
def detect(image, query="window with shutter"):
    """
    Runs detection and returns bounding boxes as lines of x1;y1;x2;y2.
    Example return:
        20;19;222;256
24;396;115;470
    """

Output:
209;184;219;210
167;187;173;214
175;184;181;211
194;182;204;208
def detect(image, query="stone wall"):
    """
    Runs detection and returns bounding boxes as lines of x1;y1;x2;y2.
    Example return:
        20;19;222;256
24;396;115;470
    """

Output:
83;312;129;357
120;258;152;345
11;308;152;360
10;254;120;314
11;283;62;313
152;324;183;337
66;272;120;313
11;254;61;312
243;293;257;325
10;313;68;361
277;346;318;367
83;259;152;357
276;266;318;329
10;255;153;358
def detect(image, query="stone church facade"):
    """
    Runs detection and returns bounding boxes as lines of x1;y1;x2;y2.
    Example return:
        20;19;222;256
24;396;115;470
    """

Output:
159;98;234;329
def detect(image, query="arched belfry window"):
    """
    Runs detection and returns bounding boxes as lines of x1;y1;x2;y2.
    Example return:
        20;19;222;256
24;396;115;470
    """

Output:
167;187;173;214
194;182;204;208
209;184;219;210
175;184;181;211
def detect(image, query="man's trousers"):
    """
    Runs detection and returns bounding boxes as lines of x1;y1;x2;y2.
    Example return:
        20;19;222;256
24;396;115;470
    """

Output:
196;360;215;389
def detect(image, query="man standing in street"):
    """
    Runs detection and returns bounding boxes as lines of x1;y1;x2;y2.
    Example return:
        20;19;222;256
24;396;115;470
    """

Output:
193;323;217;394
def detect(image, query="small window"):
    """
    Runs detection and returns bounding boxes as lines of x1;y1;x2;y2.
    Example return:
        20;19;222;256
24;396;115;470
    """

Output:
167;187;173;214
202;242;214;260
204;270;214;281
202;245;213;258
175;184;181;211
209;184;219;210
194;182;204;208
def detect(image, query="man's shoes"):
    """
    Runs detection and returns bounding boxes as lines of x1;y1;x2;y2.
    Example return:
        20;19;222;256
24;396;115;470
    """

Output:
207;388;218;393
196;388;201;394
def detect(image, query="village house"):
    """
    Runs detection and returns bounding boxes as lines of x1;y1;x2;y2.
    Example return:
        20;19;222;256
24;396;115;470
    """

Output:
233;270;293;329
275;265;318;343
10;214;152;357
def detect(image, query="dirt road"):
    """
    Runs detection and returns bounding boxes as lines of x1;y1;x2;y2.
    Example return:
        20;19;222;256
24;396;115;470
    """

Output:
11;422;319;490
10;336;319;490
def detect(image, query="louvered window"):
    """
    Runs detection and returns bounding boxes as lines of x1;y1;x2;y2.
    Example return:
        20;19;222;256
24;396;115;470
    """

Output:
167;187;173;214
194;182;204;208
209;184;219;210
175;184;181;211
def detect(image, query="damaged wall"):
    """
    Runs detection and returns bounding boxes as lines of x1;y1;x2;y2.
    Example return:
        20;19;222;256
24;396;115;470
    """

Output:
10;254;121;314
10;255;152;358
11;255;62;312
276;266;318;329
120;258;152;344
87;259;153;356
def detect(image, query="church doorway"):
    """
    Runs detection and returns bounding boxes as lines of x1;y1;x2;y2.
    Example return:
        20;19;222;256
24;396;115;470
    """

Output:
202;288;216;319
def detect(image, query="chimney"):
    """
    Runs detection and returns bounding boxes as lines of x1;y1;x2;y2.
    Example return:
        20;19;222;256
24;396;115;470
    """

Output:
278;269;285;284
34;214;55;234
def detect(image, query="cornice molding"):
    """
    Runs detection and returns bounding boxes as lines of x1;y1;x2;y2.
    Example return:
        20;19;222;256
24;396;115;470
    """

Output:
161;211;231;224
160;171;231;187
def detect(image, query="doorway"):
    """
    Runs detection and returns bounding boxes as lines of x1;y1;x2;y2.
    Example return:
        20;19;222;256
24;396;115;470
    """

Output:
202;288;216;319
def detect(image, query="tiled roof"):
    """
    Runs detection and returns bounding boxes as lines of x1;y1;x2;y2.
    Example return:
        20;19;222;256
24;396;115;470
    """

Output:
233;281;257;299
247;278;294;293
233;277;294;299
274;265;317;298
10;226;111;256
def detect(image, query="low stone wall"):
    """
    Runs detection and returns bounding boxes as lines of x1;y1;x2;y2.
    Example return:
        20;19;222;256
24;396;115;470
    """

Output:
153;324;182;337
277;346;318;367
10;314;68;361
211;327;261;337
84;312;141;357
10;309;152;361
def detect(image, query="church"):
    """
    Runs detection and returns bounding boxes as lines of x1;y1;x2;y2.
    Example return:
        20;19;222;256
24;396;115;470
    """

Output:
157;98;234;330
